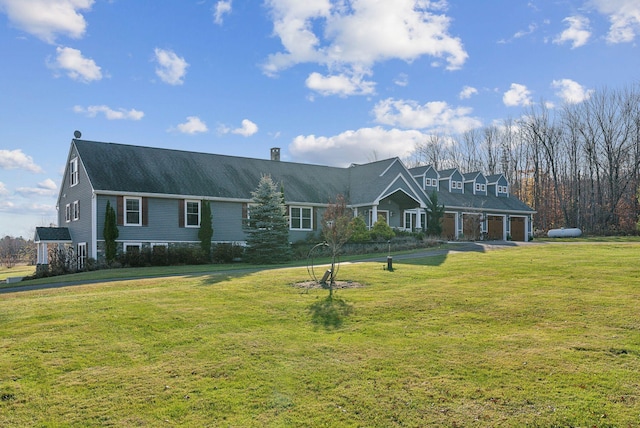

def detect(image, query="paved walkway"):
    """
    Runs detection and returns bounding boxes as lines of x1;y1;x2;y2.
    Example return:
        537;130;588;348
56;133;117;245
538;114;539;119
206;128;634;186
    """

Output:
0;241;541;295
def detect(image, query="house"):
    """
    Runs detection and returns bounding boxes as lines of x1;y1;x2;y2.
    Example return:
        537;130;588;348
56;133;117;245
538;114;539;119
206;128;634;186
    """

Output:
35;137;535;266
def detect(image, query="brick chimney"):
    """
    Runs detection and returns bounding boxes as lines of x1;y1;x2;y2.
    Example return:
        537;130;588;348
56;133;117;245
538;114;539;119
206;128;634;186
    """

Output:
270;147;280;161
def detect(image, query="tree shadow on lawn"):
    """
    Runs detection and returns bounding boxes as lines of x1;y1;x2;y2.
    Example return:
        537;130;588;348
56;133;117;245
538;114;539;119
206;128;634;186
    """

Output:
308;295;354;330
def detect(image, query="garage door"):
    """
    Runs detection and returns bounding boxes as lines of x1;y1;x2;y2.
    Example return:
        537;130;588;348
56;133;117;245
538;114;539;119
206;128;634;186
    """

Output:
510;217;525;241
487;215;504;240
441;213;456;240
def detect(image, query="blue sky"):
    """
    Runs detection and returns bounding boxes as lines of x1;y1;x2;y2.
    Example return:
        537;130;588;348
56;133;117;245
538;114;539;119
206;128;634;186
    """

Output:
1;0;639;239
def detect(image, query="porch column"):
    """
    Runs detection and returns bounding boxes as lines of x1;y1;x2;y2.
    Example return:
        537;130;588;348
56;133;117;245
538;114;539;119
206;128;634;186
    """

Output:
371;205;378;228
416;208;423;230
37;242;48;264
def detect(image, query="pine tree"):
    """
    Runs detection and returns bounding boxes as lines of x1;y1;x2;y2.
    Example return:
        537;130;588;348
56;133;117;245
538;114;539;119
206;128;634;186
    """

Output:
103;200;119;263
426;190;445;237
198;200;213;261
244;175;292;264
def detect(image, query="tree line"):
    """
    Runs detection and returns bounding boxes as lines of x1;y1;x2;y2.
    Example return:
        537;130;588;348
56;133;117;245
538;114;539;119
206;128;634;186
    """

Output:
407;84;640;235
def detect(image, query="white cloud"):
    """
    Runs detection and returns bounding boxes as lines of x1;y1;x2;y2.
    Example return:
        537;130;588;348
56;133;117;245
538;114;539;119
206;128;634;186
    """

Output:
289;127;426;167
372;98;482;134
0;199;16;211
263;0;467;94
213;0;232;25
173;116;208;134
554;15;591;48
590;0;640;43
16;178;58;197
0;0;93;43
52;46;102;82
73;105;144;120
233;119;258;137
218;119;259;137
514;23;538;39
552;78;593;104
459;85;478;99
305;71;375;96
394;73;409;87
503;83;532;107
0;182;9;196
154;48;188;85
0;149;43;173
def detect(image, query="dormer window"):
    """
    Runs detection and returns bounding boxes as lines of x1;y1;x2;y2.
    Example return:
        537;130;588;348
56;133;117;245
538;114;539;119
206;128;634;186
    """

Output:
425;178;436;187
475;183;486;192
452;181;462;189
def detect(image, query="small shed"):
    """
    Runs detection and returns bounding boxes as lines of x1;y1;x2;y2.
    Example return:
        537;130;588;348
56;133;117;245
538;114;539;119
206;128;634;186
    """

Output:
34;227;72;265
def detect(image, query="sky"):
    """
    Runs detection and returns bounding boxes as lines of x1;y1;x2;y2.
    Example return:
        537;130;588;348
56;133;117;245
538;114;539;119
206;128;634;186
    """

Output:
1;0;639;239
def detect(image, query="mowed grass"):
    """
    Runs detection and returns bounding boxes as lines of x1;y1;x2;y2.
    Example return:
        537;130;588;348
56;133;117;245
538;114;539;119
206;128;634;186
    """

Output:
0;265;35;282
1;243;639;427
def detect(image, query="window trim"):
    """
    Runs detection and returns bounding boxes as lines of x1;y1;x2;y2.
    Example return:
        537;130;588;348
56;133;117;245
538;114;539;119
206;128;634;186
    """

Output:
72;200;80;221
124;196;142;226
77;242;87;270
124;242;142;253
69;157;79;187
290;206;313;231
185;200;201;228
65;203;71;223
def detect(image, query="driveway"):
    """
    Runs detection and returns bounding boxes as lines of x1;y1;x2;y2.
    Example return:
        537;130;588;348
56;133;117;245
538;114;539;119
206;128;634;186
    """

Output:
1;241;541;294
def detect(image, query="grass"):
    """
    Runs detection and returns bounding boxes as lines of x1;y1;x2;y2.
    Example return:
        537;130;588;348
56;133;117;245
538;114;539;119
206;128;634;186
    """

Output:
0;264;35;281
1;242;639;426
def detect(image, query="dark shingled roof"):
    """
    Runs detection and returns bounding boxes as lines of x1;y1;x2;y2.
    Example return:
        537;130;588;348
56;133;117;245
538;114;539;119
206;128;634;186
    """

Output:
437;190;534;213
74;140;351;204
73;140;534;214
34;227;72;242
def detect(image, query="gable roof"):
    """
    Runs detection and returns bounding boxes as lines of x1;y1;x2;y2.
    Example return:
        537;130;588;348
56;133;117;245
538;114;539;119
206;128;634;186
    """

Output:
34;227;72;242
73;139;350;204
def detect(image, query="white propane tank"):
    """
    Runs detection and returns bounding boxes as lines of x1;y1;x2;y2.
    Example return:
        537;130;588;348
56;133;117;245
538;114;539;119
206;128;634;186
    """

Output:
547;227;582;238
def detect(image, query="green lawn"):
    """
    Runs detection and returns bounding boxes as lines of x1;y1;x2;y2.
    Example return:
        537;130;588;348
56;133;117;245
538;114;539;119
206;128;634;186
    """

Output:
0;265;35;282
1;242;639;426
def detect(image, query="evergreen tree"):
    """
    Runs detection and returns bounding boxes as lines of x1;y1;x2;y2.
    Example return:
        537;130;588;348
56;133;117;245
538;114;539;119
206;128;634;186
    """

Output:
244;175;292;264
103;200;119;263
198;200;213;261
426;190;445;237
370;215;395;241
349;215;370;243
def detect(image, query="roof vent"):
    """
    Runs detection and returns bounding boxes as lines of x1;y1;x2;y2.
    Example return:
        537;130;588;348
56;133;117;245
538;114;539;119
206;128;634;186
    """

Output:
270;147;280;161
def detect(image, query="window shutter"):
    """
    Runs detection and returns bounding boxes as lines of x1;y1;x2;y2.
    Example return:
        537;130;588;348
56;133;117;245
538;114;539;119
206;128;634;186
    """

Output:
142;197;148;226
117;196;124;225
312;207;316;230
178;199;185;227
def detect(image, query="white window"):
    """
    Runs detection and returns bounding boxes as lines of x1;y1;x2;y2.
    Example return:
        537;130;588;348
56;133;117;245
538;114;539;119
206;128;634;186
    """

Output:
124;197;142;226
65;204;71;222
453;181;462;189
475;183;486;192
185;200;201;227
124;243;142;253
70;157;79;187
290;206;312;230
77;242;87;270
73;200;80;221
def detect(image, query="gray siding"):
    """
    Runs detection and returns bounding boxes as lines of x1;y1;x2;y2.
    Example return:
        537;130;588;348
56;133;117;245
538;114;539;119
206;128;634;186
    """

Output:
58;146;94;251
211;201;246;242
